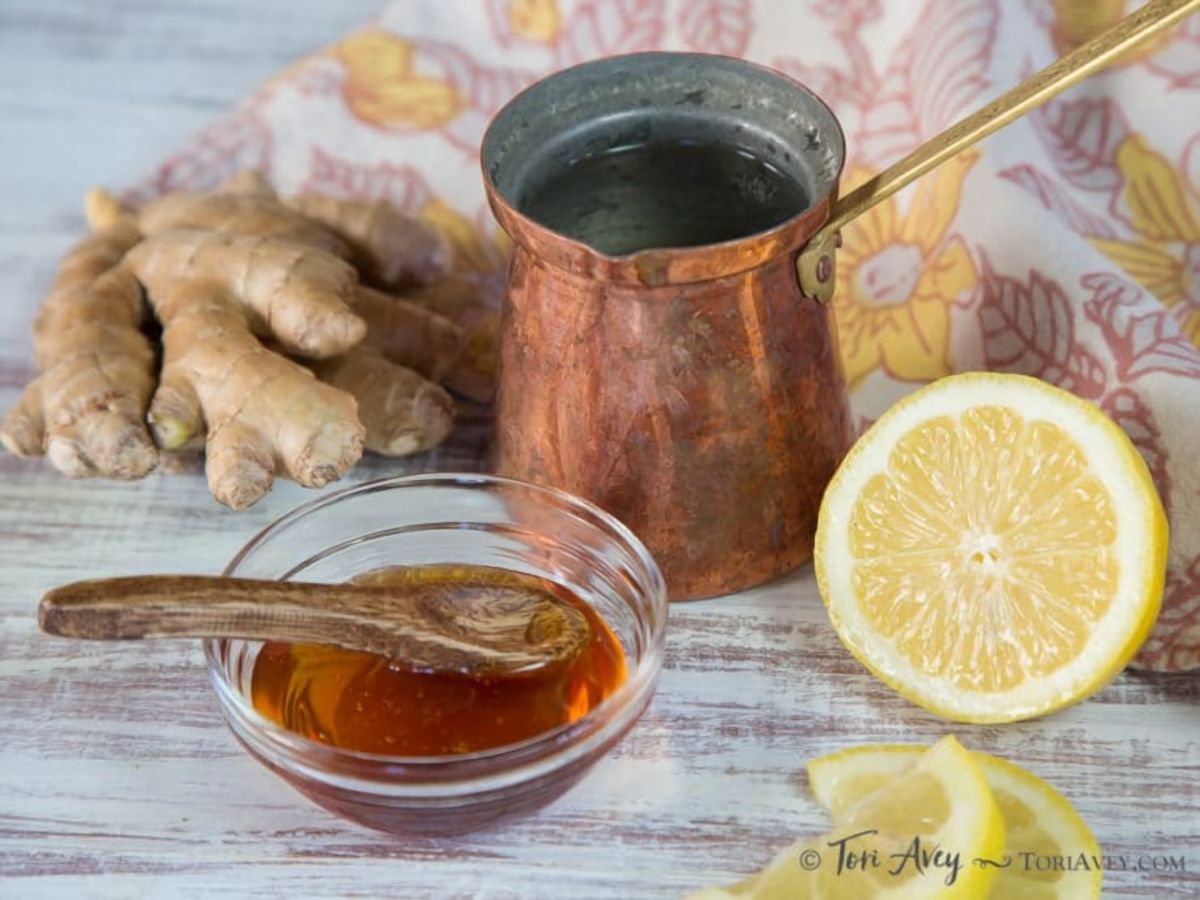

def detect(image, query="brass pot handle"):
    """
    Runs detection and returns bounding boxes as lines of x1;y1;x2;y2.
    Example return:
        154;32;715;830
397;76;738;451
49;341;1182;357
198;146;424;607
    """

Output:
797;0;1200;304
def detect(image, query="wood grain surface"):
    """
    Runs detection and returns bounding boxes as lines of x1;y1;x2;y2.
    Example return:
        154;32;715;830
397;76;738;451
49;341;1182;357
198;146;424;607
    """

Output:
0;2;1197;898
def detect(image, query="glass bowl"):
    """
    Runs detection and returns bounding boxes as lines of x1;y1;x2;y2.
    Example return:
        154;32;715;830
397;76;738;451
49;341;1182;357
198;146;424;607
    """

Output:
204;473;667;835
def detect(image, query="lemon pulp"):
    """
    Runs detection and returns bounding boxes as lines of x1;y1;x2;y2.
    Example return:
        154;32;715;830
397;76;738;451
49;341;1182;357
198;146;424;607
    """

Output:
816;373;1166;722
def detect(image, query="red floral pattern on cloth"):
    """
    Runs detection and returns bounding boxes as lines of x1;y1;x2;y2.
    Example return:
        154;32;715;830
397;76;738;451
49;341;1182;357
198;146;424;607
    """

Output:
129;0;1200;671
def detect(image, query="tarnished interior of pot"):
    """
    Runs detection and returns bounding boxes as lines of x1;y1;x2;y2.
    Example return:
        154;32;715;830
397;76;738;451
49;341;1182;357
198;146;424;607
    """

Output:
483;52;845;255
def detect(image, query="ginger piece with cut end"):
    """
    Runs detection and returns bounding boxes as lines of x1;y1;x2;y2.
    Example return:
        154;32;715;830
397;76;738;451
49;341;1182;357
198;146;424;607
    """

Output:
0;221;158;479
83;186;131;233
150;281;364;510
124;229;366;359
352;286;464;381
287;194;449;290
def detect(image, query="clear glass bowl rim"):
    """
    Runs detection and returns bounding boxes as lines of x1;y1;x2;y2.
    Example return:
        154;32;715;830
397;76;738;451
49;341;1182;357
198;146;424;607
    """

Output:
203;472;668;787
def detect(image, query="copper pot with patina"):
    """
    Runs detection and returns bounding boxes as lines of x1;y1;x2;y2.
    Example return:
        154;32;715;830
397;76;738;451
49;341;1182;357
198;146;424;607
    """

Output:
482;53;849;601
478;4;1187;601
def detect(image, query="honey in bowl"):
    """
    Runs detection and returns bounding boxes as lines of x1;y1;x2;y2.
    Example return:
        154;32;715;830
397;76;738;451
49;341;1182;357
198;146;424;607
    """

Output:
250;564;628;756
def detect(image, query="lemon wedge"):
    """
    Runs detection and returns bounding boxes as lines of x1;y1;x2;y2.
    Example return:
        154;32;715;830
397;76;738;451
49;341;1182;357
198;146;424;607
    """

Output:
808;744;1102;899
687;736;1004;899
815;372;1167;723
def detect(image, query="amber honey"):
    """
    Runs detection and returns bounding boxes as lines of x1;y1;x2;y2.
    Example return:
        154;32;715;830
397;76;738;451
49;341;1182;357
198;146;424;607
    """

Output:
250;565;628;756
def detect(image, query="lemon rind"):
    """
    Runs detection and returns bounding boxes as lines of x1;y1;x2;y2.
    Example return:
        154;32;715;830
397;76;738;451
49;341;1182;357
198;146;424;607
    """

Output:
807;743;1103;899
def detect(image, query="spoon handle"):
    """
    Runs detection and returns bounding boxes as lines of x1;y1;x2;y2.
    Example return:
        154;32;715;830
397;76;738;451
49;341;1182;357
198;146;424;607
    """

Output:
38;574;590;676
38;575;401;646
798;0;1200;302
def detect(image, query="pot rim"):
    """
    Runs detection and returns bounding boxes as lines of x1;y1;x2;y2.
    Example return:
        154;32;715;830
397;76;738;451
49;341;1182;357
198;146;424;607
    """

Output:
481;50;846;286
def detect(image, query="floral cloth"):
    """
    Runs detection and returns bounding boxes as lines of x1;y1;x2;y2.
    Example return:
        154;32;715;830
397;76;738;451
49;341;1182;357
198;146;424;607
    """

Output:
129;0;1200;671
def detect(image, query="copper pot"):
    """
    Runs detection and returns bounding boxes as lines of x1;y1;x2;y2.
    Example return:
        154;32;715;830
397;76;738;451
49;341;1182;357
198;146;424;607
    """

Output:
479;4;1188;601
482;54;850;600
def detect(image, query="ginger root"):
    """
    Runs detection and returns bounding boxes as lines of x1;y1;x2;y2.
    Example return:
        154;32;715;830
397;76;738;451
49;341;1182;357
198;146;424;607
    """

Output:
409;274;500;403
287;193;449;290
151;281;363;509
124;229;366;359
121;227;370;506
217;169;276;198
313;350;452;457
142;193;351;259
4;174;473;509
351;286;464;381
86;185;351;260
0;222;157;479
310;287;462;456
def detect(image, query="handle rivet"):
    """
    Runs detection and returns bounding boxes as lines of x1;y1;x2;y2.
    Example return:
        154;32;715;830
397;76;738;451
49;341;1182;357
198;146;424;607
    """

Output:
816;256;833;283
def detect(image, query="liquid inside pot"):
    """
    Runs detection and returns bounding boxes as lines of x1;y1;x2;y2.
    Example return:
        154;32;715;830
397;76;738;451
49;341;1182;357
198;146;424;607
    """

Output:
515;137;810;256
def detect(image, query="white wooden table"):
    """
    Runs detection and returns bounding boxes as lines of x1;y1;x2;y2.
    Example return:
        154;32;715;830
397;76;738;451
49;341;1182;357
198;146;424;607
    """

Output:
0;2;1197;897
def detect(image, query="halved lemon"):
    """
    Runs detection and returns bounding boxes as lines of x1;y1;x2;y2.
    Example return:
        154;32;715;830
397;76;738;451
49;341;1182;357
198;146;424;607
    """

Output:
814;372;1167;723
687;736;1004;899
808;744;1102;899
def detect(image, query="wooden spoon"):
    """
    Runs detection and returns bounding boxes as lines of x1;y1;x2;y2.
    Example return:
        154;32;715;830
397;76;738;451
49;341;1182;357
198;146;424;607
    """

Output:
38;574;591;678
